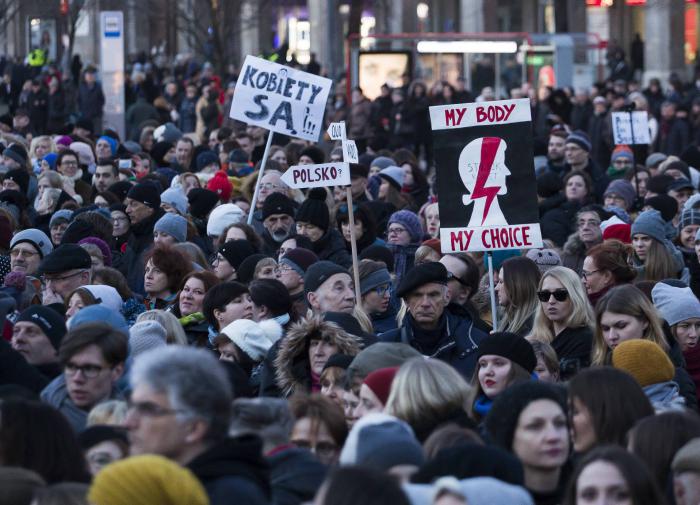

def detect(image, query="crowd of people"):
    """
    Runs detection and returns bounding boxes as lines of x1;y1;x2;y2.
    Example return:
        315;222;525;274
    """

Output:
4;50;700;505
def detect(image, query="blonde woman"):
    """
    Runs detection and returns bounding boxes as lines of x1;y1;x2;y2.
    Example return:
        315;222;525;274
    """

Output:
29;135;55;169
385;358;471;442
495;256;542;336
591;284;667;366
528;266;595;380
136;309;188;345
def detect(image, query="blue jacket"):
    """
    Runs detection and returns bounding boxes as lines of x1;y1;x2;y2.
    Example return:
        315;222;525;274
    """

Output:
379;310;488;379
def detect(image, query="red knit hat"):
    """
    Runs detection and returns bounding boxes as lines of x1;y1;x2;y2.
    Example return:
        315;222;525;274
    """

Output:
422;238;442;255
363;366;399;406
602;223;631;244
206;170;233;203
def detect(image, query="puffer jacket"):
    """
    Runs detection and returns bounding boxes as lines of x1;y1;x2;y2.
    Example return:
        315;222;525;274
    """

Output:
274;315;363;397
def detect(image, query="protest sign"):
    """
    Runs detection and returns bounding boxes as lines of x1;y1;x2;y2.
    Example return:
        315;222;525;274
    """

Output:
429;98;543;254
230;55;332;142
611;111;651;145
280;162;351;189
327;122;359;163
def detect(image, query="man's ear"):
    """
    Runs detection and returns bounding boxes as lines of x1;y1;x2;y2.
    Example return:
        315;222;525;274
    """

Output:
111;362;125;382
307;291;318;311
184;418;209;444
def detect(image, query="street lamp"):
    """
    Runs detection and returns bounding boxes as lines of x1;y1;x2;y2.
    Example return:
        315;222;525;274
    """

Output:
417;2;429;32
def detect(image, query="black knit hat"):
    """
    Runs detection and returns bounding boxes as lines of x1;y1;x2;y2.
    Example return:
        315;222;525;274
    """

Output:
476;332;537;373
296;188;329;231
644;195;678;222
3;144;28;166
16;305;66;351
249;278;291;316
536;172;563;199
350;163;369;179
323;353;354;372
187;188;219;219
395;262;448;298
360;244;395;272
219;239;257;271
107;181;133;202
304;260;351;293
78;425;128;450
39;244;92;274
485;381;567;452
126;183;160;210
3;169;29;195
262;192;295;220
299;146;325;164
60;219;95;244
237;254;269;284
646;174;675;195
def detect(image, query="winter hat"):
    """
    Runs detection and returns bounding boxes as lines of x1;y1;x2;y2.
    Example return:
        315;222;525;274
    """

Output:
229;148;249;164
565;130;592;152
107;181;134;202
42;152;58;171
652;283;700;327
3;143;28;166
78;425;128;451
360;266;392;295
87;454;208;505
10;229;53;258
684;194;700;212
154;122;183;144
206;170;233;202
396;262;448;298
262;192;295;220
669;178;695;194
150;141;174;167
360;244;395;272
128;321;167;357
16;306;66;350
187;188;219;219
347;342;423;383
363;367;399;406
122;140;142;155
631;209;668;243
339;413;424;470
154;213;187;243
412;443;524;486
279;247;319;276
39;244;91;274
98;135;118;156
295;188;330;231
78;237;113;267
220;319;283;361
126;183;160;210
601;216;632;244
160;188;188;215
370;156;396;171
237;254;269;284
524;249;562;274
388;210;422;243
536;172;563;199
485;381;567;451
299;146;325;164
679;209;700;231
304;260;351;294
80;285;123;313
3;169;29;195
415;477;534;505
350;163;369;179
324;312;373;342
249;278;292;316
49;209;73;229
70;141;95;166
378;165;404;191
604;205;631;224
195;150;219;172
646;174;675;195
476;332;537;373
662;160;692;181
611;145;634;163
672;438;700;474
644;195;678;222
68;305;129;335
206;203;244;238
612;340;675;387
604;179;636;210
218;240;257;271
60;219;96;245
646;152;668;169
323;353;354;372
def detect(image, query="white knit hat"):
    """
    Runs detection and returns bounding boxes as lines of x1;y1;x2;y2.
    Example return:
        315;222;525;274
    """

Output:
82;285;123;313
206;203;245;238
220;319;282;362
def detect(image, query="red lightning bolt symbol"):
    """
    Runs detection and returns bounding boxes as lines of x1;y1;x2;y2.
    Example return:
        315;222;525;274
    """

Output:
470;137;502;226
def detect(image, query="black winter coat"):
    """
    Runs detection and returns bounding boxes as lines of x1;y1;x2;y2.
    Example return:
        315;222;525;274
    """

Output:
310;229;352;268
186;436;270;505
550;325;593;381
268;447;327;505
541;199;584;247
380;310;488;380
116;209;163;295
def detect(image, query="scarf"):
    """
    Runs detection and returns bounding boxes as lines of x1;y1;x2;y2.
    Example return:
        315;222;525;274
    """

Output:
310;370;321;393
473;395;493;417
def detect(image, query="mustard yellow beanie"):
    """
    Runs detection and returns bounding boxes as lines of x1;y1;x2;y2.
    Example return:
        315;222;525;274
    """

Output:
88;455;209;505
612;339;674;387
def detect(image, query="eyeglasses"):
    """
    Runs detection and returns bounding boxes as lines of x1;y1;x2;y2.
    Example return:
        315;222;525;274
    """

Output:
61;160;78;167
10;248;39;258
537;289;569;302
42;270;87;284
65;363;106;378
112;216;129;223
581;269;600;279
258;182;283;191
374;284;391;296
388;226;407;235
126;400;187;418
577;219;600;228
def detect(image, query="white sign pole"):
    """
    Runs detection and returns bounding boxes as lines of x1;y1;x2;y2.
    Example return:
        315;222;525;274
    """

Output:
99;11;125;139
247;132;274;225
488;252;498;330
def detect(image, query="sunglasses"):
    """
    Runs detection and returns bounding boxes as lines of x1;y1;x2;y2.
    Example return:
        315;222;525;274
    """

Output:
537;289;569;302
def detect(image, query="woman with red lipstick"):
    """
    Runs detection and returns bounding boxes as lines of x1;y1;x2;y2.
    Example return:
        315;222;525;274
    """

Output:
169;271;219;347
468;332;537;421
485;381;570;505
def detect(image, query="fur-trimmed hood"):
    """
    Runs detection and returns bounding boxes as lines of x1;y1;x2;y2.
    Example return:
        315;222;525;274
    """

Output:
274;315;363;397
562;232;586;257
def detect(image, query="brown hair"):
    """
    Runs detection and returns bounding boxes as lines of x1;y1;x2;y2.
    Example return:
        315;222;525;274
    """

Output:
93;267;132;300
423;423;483;460
143;245;193;293
288;394;348;448
58;322;128;367
564;170;593;199
585;239;637;285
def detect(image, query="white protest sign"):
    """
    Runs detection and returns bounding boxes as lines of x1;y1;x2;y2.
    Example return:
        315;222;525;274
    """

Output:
327;121;359;163
281;162;351;189
230;56;333;142
612;111;651;145
343;140;359;163
328;122;346;140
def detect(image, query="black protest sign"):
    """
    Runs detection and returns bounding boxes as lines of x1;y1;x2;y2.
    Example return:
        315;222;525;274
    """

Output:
429;98;543;252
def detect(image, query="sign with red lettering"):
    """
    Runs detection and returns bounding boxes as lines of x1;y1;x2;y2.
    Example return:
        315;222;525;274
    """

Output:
280;162;350;189
429;98;542;253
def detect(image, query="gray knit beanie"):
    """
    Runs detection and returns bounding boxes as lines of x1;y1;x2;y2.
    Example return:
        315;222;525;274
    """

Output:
631;210;668;244
154;213;187;243
129;321;167;357
652;283;700;327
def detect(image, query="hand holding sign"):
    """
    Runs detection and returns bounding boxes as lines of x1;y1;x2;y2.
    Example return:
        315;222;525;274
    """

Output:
280;162;350;189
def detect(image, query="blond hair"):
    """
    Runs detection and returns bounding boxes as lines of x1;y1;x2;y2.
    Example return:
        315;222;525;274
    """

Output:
87;400;128;426
136;310;188;345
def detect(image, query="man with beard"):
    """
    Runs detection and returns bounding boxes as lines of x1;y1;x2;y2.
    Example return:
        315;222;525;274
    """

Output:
261;193;296;256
